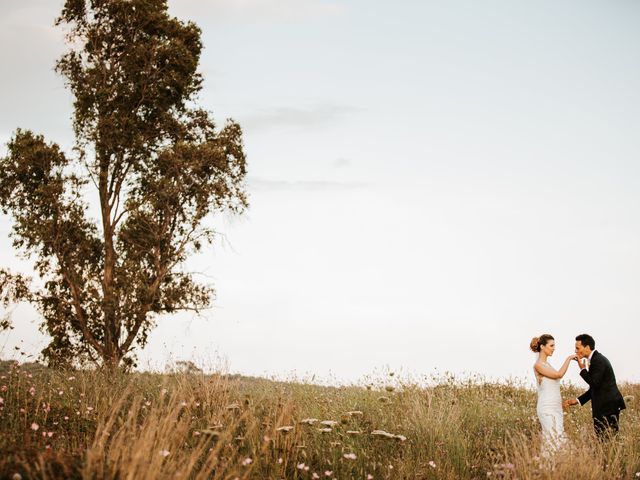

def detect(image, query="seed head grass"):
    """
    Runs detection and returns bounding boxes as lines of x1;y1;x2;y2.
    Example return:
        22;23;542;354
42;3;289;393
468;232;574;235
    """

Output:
0;361;638;479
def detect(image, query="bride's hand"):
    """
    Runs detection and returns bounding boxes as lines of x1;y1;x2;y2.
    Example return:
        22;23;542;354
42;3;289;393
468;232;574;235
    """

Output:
567;354;578;362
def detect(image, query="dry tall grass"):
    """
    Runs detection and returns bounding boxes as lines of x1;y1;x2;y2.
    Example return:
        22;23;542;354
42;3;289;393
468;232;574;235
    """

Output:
0;361;638;479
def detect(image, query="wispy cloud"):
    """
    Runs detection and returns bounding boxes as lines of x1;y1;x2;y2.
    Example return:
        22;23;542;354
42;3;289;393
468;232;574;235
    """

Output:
172;0;346;22
332;158;352;168
241;104;356;132
248;176;366;192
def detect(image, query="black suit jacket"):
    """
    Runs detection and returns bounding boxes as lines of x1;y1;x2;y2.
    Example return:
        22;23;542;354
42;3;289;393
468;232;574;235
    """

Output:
578;350;626;418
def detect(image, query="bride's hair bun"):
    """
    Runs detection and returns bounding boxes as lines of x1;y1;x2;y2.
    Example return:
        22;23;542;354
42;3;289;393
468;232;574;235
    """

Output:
530;334;554;353
530;337;540;353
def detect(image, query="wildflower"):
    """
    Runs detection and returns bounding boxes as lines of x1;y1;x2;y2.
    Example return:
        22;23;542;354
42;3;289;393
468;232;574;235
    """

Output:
370;429;406;441
242;458;252;466
193;431;201;436
277;458;283;464
64;416;69;420
371;430;395;439
367;475;374;480
12;473;22;480
324;472;333;477
180;401;187;407
276;426;294;433
58;391;64;396
159;450;170;457
0;397;3;405
161;388;168;395
68;376;75;380
47;432;54;438
320;420;338;427
299;418;319;425
343;453;357;460
1;385;7;391
428;460;436;468
31;423;39;431
28;387;35;396
297;463;308;470
86;407;94;412
344;410;363;417
313;474;320;479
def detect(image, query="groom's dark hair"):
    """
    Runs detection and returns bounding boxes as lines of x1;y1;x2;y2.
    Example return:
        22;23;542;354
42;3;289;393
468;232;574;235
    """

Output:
575;333;595;350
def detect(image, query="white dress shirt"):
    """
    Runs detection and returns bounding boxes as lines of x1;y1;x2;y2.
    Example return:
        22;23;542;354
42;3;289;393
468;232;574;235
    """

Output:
583;349;596;371
574;350;596;405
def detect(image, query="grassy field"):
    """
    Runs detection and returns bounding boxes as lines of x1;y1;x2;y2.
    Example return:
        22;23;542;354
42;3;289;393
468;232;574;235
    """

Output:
0;360;638;479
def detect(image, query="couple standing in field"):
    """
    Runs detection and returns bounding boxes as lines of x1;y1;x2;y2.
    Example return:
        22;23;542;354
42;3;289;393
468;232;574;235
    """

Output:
530;333;626;456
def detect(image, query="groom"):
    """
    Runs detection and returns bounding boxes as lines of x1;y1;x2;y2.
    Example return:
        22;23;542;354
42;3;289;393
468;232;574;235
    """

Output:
564;333;626;438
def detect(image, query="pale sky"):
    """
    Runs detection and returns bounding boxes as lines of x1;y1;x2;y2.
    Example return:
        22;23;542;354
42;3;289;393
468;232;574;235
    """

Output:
1;0;639;385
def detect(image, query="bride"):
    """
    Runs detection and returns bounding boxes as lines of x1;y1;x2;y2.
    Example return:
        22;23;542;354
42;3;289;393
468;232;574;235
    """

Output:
530;334;576;455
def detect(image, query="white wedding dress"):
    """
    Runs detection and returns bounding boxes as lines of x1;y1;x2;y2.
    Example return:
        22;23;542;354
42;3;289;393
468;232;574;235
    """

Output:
535;361;567;456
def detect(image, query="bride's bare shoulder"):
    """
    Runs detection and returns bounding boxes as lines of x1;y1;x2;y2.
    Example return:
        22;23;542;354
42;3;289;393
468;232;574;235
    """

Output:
533;360;548;372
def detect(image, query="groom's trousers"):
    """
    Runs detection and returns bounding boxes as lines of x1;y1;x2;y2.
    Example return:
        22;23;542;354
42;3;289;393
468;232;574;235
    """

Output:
594;413;619;439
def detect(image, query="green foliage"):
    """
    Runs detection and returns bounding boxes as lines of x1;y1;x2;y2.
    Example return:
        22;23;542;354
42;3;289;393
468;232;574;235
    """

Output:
0;0;247;368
